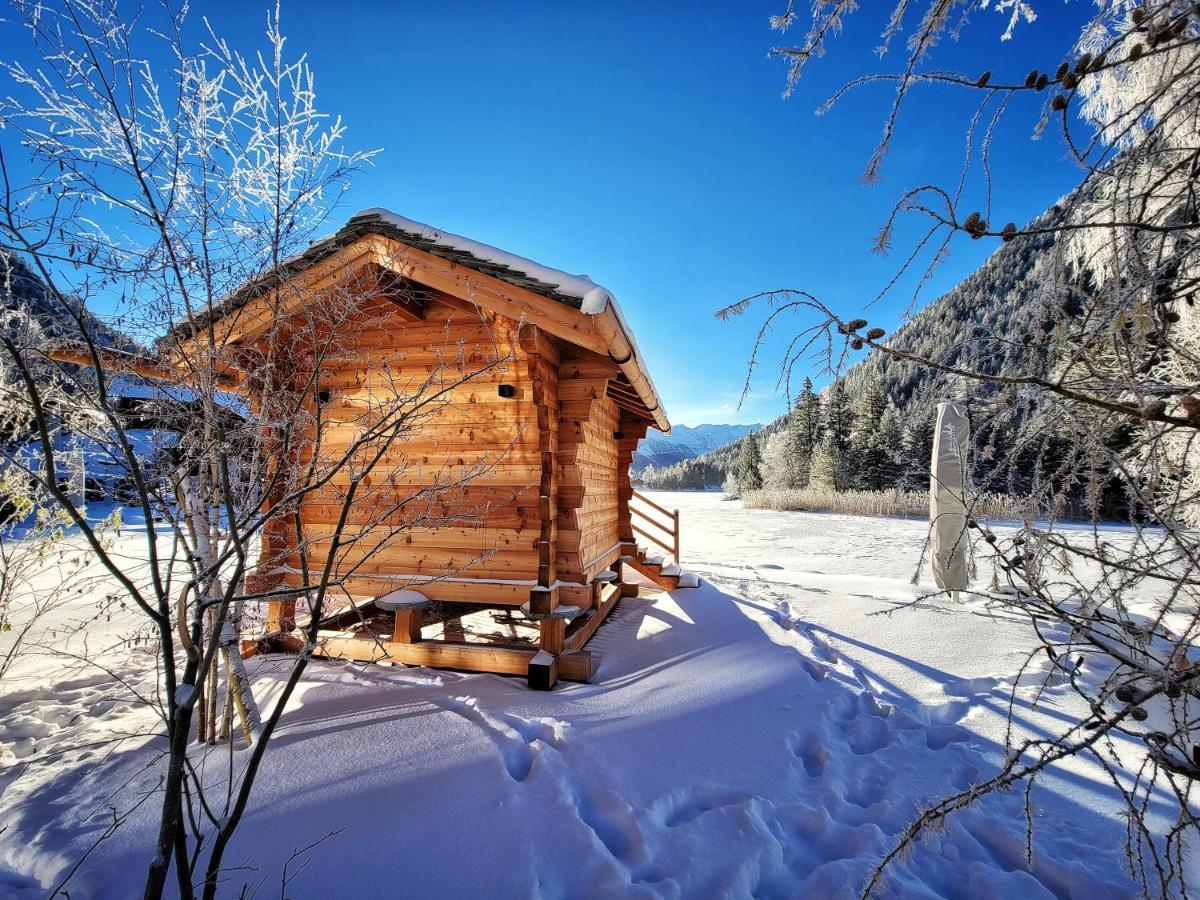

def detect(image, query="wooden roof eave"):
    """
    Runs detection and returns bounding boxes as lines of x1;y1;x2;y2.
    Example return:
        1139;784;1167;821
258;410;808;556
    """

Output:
369;236;670;434
160;231;671;434
45;343;242;392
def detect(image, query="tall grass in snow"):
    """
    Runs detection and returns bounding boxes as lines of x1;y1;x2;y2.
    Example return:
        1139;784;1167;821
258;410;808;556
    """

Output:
741;487;1025;520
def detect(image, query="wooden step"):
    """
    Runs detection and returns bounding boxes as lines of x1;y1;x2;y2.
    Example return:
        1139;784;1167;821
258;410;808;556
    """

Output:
624;555;680;591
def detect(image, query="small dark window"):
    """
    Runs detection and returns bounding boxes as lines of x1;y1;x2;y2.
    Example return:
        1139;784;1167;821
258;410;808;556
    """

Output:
613;431;625;440
498;384;516;399
317;390;332;406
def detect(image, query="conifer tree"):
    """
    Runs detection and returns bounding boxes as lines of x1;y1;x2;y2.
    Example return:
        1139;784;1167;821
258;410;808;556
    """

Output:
824;379;853;451
899;406;935;490
785;376;821;487
875;404;904;487
808;430;846;490
734;433;763;493
849;378;888;489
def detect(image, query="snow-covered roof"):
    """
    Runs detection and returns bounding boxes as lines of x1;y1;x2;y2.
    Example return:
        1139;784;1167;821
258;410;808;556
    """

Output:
351;209;616;315
170;209;670;431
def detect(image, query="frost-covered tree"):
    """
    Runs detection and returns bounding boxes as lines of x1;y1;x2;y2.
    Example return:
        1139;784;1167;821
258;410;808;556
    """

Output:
0;2;513;897
808;430;847;490
849;378;888;489
823;379;853;452
734;432;764;493
760;430;792;489
785;376;821;487
874;403;904;487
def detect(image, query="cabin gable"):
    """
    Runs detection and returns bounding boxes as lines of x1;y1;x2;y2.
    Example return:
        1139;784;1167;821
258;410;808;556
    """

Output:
163;213;678;688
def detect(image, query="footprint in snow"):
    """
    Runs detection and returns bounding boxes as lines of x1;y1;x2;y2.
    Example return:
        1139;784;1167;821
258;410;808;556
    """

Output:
923;723;972;751
799;625;840;664
570;785;648;866
799;658;830;682
839;713;893;755
789;729;830;777
943;676;998;698
435;695;568;782
658;786;754;828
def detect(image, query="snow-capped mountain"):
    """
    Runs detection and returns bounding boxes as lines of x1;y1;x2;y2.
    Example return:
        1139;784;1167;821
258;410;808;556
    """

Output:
633;423;761;471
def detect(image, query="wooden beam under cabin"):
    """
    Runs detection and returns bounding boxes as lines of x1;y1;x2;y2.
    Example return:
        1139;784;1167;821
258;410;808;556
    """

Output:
306;631;594;681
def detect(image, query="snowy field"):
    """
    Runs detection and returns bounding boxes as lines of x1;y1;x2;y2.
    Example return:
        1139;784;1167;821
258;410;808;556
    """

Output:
0;491;1179;898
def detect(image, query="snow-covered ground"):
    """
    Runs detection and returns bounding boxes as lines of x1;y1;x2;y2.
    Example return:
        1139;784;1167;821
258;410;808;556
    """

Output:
0;491;1178;897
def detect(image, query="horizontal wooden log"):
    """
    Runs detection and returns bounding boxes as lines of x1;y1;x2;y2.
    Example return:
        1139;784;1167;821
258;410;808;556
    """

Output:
269;570;541;605
300;632;594;682
564;582;622;653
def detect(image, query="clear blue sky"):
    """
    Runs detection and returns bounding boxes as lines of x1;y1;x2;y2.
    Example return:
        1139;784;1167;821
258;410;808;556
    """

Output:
14;1;1097;426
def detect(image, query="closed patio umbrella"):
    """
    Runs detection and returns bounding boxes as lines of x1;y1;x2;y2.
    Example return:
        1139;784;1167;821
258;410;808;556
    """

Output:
930;401;970;596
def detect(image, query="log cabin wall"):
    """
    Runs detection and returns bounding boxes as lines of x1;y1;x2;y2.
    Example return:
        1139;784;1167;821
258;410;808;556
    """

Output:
616;410;649;546
557;352;623;584
265;291;550;602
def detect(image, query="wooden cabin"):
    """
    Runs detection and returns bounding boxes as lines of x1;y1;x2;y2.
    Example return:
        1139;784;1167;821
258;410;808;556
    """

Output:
159;210;687;689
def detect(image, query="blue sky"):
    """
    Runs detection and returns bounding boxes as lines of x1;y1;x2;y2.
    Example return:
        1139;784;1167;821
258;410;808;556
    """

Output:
9;1;1096;426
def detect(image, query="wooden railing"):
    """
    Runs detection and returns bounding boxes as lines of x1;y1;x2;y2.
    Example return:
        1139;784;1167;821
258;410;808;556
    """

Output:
630;489;680;562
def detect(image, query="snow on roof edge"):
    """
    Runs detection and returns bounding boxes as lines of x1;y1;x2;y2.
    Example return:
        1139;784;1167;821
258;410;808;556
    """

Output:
357;208;670;433
355;208;614;312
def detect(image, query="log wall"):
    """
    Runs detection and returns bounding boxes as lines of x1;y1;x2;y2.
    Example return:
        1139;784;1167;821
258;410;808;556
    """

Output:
556;353;623;583
253;283;649;610
268;293;545;586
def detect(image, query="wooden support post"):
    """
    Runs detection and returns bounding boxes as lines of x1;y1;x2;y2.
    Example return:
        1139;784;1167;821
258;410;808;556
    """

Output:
539;618;566;655
528;585;559;616
392;608;423;644
530;613;567;691
673;508;680;562
265;598;297;633
528;651;559;691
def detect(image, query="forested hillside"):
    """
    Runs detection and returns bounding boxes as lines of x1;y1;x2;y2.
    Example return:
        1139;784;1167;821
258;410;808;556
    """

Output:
1;253;130;350
633;422;761;470
638;201;1094;506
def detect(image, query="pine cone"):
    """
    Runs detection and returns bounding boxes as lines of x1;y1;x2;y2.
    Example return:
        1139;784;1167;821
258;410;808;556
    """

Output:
1055;62;1069;79
1129;43;1145;61
1001;222;1018;242
1052;94;1068;111
976;71;991;87
1025;69;1039;88
850;338;864;350
1062;71;1079;90
847;318;868;331
1035;73;1049;91
866;327;886;340
1074;52;1092;73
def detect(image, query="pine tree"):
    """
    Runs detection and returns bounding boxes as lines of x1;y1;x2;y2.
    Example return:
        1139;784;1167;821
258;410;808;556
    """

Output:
734;433;763;493
824;380;853;452
875;403;903;487
808;430;846;490
849;378;888;489
899;408;935;491
786;377;821;488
